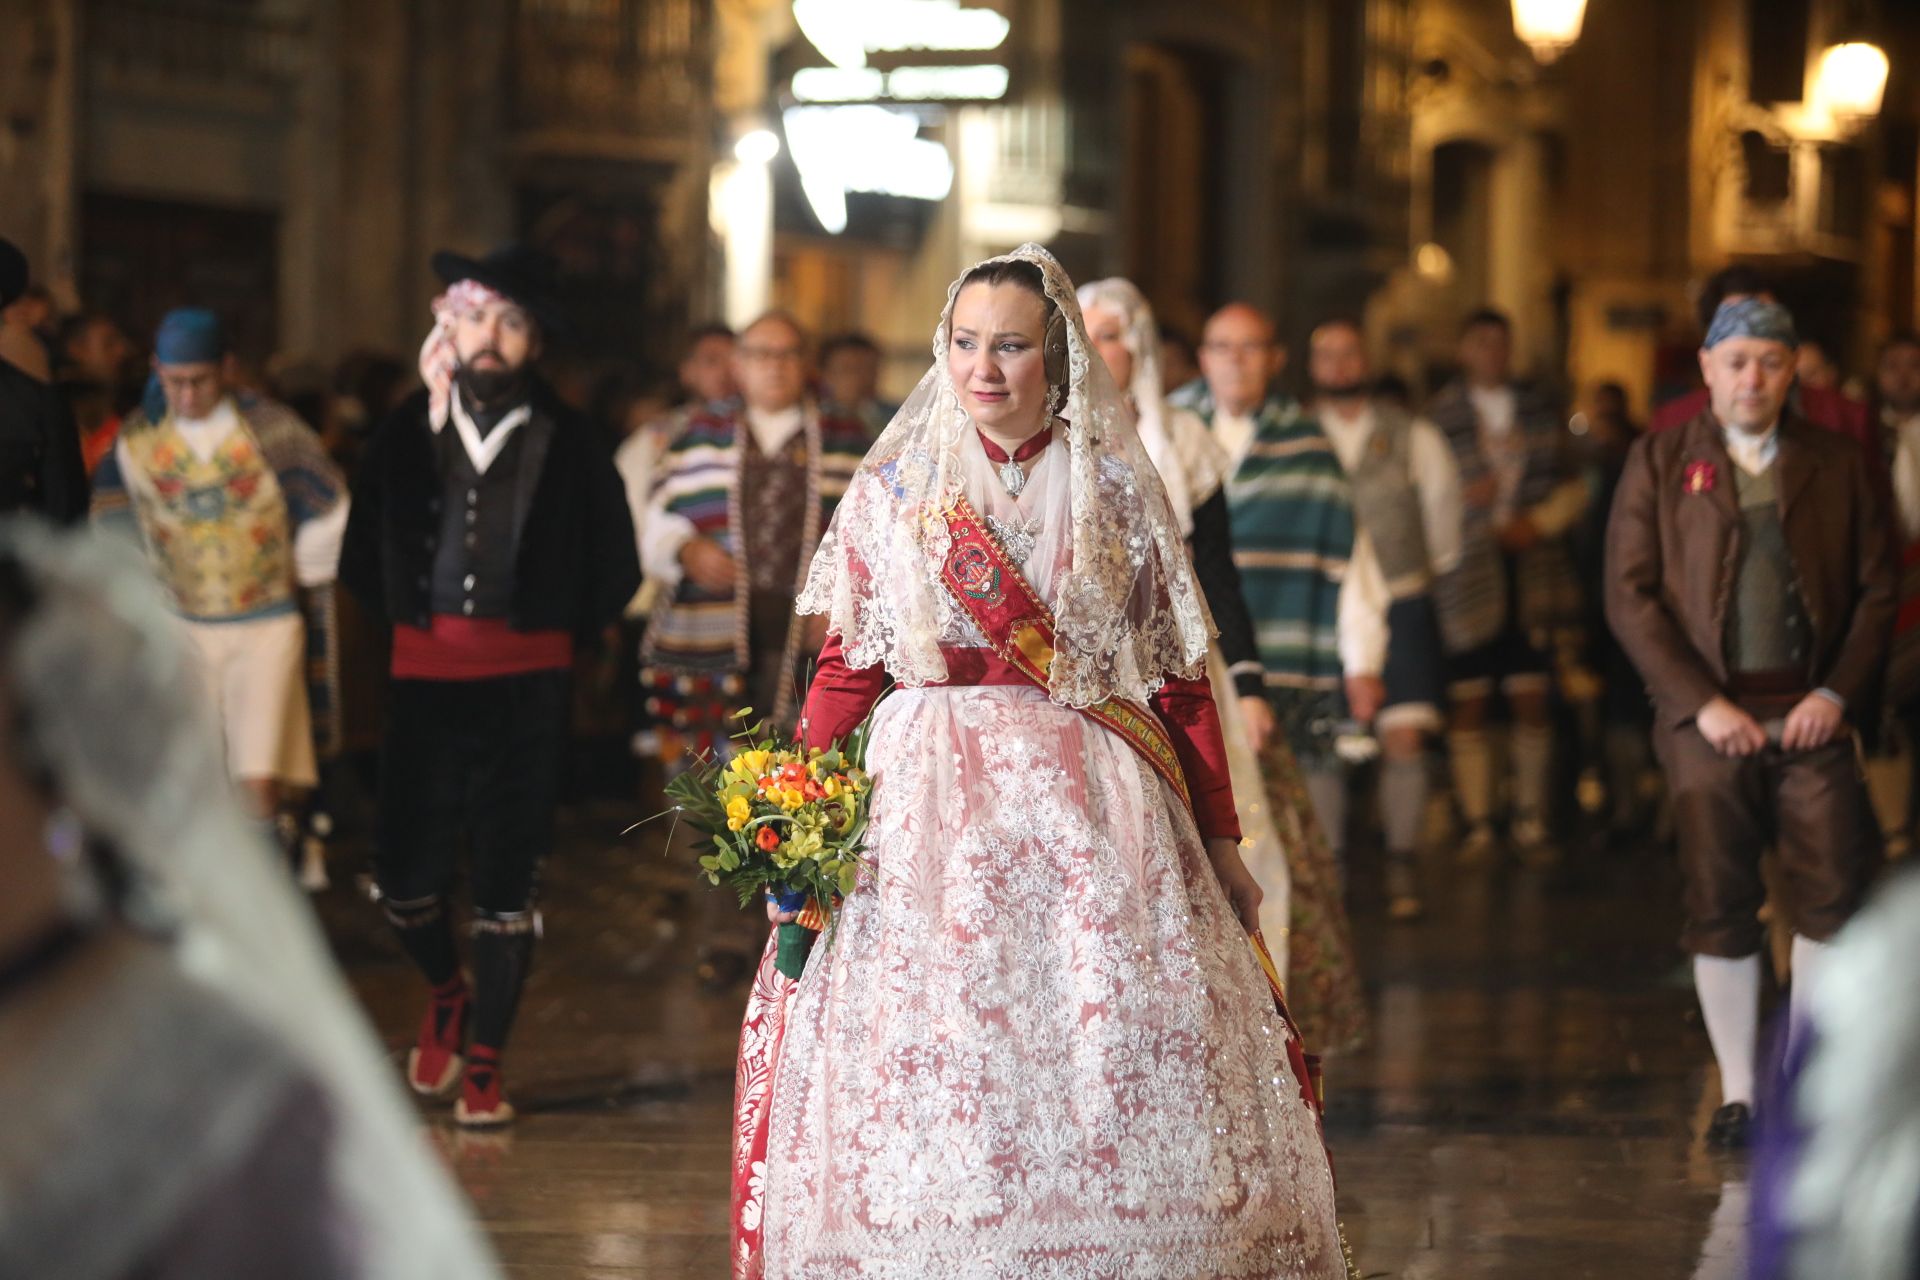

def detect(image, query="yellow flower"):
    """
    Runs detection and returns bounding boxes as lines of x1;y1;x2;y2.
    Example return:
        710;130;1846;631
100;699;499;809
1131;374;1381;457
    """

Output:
822;776;843;799
781;787;806;810
726;795;752;826
736;749;772;778
727;816;746;832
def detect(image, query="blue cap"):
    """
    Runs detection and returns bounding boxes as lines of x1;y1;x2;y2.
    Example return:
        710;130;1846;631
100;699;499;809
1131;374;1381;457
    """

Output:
153;308;227;365
1704;297;1798;350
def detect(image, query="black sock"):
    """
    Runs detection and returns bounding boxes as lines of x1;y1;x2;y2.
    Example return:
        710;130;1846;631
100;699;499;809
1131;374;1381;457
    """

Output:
470;912;536;1054
384;895;462;988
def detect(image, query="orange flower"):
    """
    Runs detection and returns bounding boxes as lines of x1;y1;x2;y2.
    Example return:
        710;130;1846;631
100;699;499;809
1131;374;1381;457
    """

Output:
756;826;782;852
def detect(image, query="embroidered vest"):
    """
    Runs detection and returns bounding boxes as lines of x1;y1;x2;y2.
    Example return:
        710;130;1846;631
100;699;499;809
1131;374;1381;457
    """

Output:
122;417;295;622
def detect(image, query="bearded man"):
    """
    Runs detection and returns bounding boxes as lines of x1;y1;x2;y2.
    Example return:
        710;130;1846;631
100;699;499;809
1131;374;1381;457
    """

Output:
339;245;639;1127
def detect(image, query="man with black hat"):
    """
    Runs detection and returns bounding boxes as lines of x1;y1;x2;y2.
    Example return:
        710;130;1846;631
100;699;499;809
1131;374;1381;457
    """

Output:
1607;296;1893;1150
0;236;88;521
339;244;639;1127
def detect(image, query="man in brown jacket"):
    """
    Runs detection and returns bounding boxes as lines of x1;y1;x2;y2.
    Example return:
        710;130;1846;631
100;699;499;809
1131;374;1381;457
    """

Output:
1606;296;1893;1150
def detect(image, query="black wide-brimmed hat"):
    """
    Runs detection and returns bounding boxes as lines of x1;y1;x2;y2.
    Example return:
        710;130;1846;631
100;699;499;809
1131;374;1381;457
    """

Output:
0;236;27;309
430;243;566;335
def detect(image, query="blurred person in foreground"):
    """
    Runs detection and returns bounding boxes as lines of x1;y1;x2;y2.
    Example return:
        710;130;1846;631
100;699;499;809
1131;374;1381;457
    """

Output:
1751;866;1920;1280
1606;297;1893;1151
340;244;638;1127
0;520;498;1280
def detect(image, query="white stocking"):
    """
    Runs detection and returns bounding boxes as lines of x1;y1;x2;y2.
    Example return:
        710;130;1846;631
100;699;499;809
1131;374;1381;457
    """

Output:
1693;953;1761;1107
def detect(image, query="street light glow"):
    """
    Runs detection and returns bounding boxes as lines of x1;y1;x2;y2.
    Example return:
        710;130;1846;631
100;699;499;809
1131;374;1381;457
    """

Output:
1511;0;1587;64
734;129;781;166
1812;41;1890;123
782;105;955;235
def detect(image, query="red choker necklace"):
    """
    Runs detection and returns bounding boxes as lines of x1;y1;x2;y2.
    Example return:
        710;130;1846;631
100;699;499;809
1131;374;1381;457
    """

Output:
977;424;1053;497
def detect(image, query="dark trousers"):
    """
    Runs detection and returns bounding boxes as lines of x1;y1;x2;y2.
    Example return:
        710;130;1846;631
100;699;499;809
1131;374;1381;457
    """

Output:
375;670;570;913
1656;725;1881;958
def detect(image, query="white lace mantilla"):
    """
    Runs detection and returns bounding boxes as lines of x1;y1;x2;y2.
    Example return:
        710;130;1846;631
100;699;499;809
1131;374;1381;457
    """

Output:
796;244;1212;708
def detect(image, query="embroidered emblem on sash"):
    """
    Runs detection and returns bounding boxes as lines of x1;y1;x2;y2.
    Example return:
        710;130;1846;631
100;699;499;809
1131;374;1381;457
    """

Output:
946;542;1005;604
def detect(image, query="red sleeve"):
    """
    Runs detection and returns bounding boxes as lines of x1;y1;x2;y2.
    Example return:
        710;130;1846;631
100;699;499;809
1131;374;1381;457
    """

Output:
1150;675;1242;842
797;633;891;750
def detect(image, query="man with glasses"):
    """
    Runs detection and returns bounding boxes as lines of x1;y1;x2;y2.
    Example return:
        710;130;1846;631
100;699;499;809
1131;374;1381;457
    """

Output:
640;311;869;756
1170;301;1374;1039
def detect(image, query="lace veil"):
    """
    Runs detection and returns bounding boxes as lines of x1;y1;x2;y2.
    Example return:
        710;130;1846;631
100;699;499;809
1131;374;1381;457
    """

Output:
796;245;1212;706
0;520;498;1278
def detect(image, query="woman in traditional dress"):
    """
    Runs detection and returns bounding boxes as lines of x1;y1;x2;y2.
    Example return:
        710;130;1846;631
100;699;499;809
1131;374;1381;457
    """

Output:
731;246;1342;1278
1078;277;1368;1054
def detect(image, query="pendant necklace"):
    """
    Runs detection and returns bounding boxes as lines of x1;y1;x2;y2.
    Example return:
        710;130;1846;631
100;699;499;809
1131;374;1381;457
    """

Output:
978;423;1053;499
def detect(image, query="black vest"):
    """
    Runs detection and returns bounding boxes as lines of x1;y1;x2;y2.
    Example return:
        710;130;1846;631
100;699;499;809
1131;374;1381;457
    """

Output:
430;412;527;619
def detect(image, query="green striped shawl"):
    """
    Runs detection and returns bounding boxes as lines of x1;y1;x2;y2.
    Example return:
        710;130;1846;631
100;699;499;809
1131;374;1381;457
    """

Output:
1171;387;1354;690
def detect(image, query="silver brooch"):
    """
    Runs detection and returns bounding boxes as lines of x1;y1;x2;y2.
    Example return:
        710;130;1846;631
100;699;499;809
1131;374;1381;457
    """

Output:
986;513;1038;562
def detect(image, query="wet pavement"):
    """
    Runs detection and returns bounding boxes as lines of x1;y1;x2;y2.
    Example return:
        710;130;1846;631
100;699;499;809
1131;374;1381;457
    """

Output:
315;798;1751;1278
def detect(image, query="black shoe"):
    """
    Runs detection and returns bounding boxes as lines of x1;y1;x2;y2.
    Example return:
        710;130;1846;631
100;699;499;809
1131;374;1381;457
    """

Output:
1705;1102;1752;1150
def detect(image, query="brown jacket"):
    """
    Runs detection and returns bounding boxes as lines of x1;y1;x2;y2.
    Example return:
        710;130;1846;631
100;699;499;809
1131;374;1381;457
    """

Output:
1604;409;1895;728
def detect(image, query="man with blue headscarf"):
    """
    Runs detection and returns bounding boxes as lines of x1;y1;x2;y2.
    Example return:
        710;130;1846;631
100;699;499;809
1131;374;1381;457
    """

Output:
1607;296;1894;1151
91;307;348;839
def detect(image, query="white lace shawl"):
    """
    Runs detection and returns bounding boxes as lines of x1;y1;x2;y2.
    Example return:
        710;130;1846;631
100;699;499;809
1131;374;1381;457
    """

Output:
795;244;1212;707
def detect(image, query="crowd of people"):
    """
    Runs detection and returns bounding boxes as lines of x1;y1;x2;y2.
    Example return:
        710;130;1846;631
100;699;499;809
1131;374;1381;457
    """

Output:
6;218;1920;1277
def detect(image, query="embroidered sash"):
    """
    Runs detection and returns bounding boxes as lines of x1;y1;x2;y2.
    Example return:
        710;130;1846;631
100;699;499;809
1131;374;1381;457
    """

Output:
937;495;1192;813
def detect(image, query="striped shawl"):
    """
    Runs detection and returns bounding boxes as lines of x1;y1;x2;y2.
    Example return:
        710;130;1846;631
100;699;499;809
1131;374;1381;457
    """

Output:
641;404;869;728
1172;386;1354;691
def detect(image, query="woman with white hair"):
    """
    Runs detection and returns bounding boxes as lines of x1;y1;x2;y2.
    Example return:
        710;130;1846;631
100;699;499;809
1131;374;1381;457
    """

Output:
1078;276;1368;1054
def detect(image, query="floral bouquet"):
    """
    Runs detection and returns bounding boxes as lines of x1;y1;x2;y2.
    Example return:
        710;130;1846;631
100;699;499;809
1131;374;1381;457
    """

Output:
662;711;873;979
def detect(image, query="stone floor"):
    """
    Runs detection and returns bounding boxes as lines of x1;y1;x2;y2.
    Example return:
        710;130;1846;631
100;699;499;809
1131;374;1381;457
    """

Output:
316;800;1756;1278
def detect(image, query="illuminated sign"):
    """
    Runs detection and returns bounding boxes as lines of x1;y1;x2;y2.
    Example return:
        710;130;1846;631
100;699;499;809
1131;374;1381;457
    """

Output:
782;104;955;234
791;64;1010;103
791;0;1010;70
788;0;1011;103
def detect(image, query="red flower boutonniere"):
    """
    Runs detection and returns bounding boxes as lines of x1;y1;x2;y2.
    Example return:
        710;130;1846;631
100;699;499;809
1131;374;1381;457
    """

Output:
1684;460;1717;495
